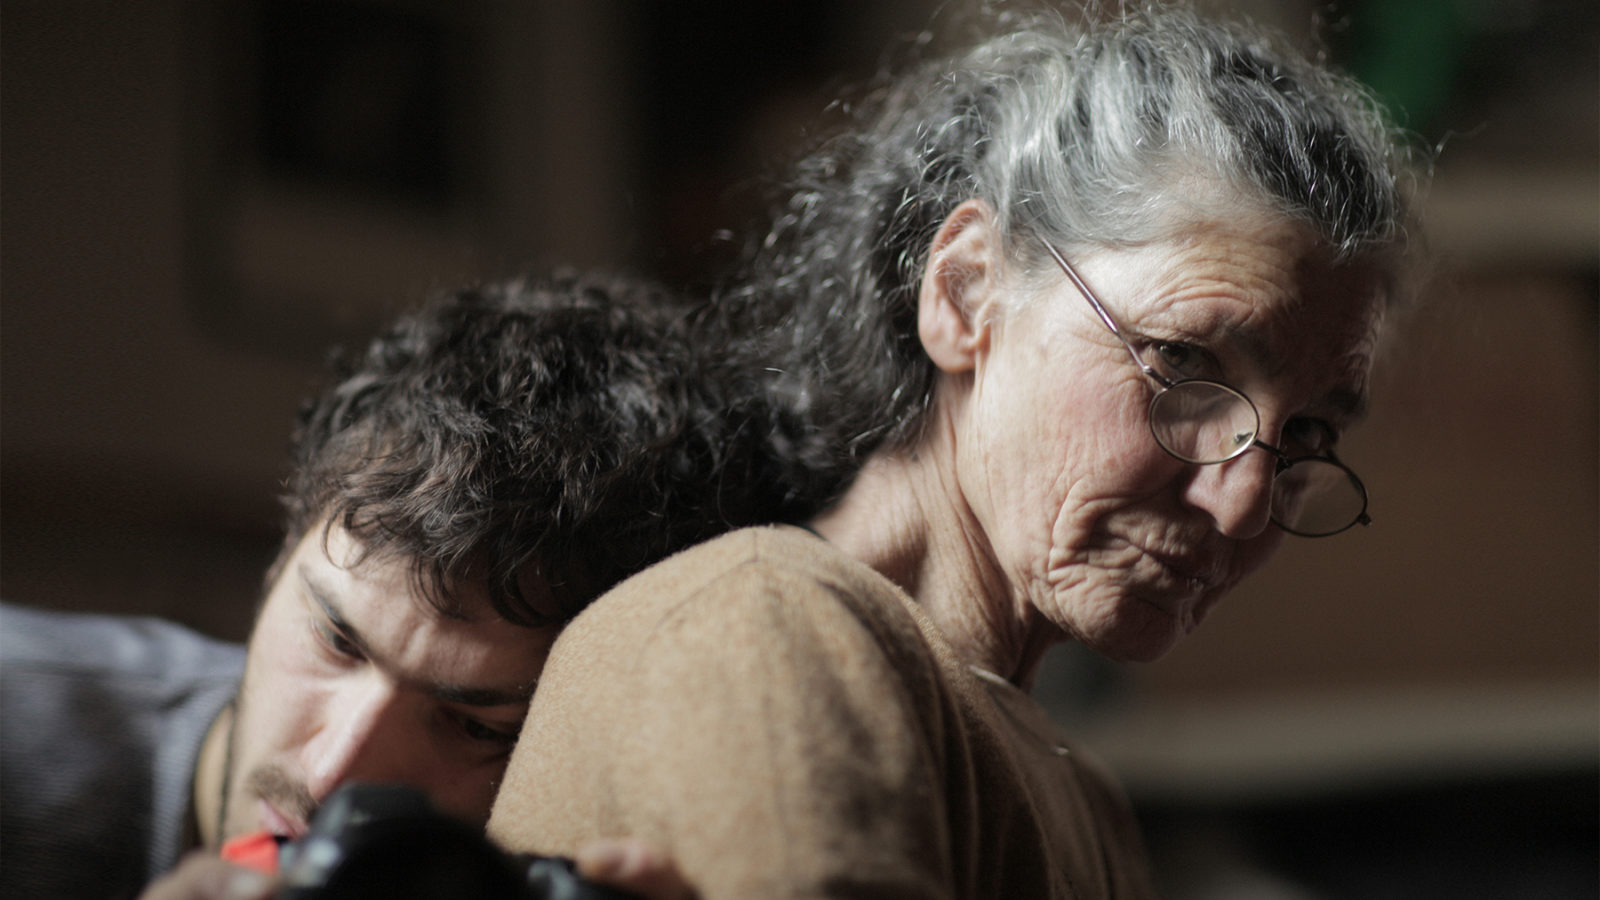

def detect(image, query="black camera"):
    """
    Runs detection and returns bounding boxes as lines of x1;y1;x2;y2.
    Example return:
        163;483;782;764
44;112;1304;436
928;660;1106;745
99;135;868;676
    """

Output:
275;784;636;900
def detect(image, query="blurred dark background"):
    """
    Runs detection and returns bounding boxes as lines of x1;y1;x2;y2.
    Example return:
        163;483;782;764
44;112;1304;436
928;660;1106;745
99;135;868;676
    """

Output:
3;1;1595;897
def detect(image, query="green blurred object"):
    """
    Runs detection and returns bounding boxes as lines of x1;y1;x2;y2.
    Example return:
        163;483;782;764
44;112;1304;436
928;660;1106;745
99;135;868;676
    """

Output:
1343;0;1482;128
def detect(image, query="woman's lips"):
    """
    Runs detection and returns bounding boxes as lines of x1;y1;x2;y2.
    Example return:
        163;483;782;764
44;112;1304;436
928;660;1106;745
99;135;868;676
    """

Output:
1137;537;1222;587
1146;551;1217;588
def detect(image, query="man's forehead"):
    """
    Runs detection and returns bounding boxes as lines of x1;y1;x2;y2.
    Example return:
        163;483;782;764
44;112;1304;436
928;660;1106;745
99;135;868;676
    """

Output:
308;520;564;624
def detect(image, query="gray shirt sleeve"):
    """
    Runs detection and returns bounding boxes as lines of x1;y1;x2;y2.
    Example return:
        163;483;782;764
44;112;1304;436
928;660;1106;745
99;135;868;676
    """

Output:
1;603;245;900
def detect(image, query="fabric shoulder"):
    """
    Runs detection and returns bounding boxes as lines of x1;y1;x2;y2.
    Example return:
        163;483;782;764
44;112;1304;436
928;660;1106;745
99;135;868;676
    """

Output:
556;525;941;677
493;526;972;897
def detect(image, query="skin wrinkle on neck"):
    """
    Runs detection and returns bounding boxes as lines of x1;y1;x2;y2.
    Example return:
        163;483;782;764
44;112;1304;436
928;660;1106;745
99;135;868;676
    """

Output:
810;378;1057;688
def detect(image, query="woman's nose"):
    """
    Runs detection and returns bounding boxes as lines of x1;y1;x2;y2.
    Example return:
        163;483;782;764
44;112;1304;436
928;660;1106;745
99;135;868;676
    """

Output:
1181;446;1276;539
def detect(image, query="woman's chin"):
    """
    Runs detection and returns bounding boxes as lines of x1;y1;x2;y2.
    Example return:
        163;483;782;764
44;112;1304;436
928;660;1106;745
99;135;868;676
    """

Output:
1081;594;1206;663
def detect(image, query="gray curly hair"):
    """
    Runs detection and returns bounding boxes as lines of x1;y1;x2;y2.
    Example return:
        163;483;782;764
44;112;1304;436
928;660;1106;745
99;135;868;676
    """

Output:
719;4;1419;492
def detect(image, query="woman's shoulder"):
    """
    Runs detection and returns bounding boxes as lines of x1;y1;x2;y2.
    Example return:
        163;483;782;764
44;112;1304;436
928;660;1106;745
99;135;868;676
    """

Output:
609;524;902;610
657;523;876;581
558;524;936;672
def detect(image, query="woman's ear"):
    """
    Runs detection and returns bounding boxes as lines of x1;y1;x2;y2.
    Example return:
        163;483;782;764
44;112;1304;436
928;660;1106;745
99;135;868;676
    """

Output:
918;199;1002;374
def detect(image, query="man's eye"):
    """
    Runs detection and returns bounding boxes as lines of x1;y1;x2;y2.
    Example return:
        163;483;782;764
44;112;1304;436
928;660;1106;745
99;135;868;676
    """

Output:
457;714;520;747
314;621;362;659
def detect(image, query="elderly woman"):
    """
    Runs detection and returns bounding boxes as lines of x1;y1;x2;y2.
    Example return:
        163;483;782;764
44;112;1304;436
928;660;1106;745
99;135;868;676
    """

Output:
490;7;1414;898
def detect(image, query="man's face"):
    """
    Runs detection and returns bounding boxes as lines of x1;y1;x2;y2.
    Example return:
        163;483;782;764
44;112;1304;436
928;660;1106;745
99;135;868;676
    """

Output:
215;523;558;843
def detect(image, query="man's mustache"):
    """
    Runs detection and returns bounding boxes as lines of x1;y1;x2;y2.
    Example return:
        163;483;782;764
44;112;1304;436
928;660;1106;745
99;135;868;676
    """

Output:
246;764;317;828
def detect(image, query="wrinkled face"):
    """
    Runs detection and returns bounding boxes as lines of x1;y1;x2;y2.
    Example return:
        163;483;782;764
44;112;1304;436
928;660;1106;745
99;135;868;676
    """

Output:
217;524;557;843
959;214;1385;663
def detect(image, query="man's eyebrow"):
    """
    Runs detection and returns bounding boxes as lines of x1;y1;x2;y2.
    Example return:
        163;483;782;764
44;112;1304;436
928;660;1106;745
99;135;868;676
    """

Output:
299;563;536;708
432;682;535;707
301;565;374;660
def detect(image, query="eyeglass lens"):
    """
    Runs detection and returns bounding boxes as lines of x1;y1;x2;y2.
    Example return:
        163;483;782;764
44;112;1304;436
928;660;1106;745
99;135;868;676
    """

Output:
1270;457;1368;537
1148;381;1259;463
1147;381;1366;537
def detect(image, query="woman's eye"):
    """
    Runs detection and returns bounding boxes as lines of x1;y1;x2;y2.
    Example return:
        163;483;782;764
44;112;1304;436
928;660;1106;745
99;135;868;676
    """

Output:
1283;418;1336;457
1152;341;1211;379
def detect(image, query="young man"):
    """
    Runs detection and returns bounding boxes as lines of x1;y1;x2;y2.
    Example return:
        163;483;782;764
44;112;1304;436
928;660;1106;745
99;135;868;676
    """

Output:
1;272;810;899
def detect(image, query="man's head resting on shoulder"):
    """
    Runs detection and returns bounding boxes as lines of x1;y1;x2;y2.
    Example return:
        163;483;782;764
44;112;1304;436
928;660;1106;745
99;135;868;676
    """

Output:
195;271;809;848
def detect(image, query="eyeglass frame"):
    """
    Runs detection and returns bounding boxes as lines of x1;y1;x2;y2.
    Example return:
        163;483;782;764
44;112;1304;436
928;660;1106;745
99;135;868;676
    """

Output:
1036;238;1371;537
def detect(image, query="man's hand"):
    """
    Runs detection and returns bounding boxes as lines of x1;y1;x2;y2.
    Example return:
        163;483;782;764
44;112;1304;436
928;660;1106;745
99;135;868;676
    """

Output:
576;838;696;900
139;853;276;900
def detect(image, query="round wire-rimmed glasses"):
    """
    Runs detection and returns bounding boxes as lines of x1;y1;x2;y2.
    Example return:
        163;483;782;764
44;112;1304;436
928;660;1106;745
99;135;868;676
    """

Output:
1039;240;1371;538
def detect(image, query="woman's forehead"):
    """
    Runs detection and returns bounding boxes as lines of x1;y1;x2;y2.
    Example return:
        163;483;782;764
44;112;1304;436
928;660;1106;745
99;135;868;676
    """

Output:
1069;214;1385;328
1055;220;1386;414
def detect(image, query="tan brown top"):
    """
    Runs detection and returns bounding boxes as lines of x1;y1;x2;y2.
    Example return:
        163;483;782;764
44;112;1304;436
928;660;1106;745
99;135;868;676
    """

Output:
488;526;1157;899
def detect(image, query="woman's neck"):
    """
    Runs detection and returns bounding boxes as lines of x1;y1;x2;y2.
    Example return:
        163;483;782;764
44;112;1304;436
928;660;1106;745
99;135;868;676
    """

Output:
809;418;1058;688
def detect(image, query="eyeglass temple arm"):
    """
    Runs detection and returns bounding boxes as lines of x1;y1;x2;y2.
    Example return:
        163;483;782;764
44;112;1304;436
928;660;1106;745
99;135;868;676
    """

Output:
1038;240;1166;384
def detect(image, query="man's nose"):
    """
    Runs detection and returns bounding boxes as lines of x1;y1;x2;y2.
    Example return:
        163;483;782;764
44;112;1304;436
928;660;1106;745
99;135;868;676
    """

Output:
1181;444;1276;539
302;676;414;802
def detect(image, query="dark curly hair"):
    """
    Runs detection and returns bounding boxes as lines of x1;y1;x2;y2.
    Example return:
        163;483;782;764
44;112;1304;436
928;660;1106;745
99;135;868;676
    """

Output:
278;270;819;627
